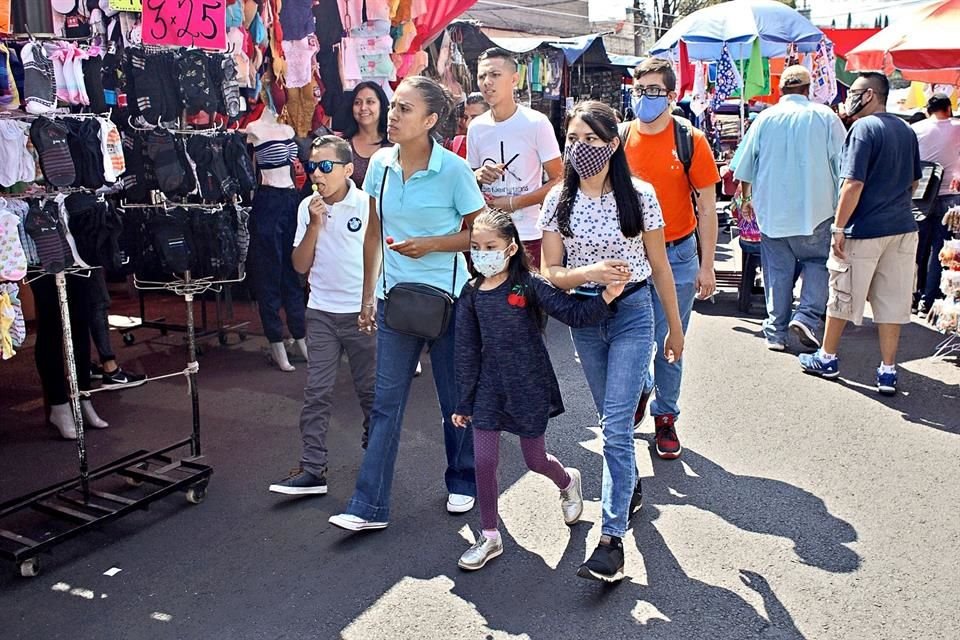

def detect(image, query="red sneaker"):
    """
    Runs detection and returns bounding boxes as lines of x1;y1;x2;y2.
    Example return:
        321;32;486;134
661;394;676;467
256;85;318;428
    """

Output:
633;389;652;432
654;414;682;459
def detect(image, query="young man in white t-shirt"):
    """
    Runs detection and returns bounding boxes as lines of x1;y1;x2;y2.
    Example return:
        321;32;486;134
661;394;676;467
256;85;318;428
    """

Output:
268;136;376;496
467;48;563;267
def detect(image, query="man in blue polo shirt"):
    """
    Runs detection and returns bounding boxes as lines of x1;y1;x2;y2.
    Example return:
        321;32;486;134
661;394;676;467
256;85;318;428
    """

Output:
799;72;921;396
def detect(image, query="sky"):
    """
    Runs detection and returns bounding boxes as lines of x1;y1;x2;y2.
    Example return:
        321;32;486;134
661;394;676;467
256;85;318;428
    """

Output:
806;0;933;27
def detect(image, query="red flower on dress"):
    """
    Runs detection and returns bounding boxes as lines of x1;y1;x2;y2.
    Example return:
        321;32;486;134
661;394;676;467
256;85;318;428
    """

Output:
507;285;527;308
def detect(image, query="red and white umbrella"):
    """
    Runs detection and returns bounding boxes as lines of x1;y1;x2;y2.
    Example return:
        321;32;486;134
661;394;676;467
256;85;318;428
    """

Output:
845;0;960;85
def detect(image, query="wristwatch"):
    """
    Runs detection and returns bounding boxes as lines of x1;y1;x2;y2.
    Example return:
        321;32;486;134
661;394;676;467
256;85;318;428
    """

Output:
830;224;845;234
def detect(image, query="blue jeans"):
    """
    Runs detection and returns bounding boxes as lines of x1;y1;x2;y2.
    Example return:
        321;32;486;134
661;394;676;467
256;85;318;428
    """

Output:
919;195;960;306
572;286;655;538
760;218;831;344
644;234;699;418
345;300;475;521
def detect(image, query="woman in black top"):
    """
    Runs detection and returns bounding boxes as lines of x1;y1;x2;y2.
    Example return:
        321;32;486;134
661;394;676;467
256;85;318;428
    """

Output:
340;81;392;188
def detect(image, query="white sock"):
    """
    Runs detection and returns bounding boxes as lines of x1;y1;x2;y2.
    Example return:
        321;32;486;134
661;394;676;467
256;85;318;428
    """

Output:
879;362;896;374
818;349;837;362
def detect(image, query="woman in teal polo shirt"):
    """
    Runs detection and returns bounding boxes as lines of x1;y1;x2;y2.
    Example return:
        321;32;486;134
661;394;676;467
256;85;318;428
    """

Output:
329;76;486;531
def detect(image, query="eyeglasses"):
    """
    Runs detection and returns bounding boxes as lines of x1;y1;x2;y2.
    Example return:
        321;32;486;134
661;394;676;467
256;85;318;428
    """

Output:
632;85;670;98
306;159;349;174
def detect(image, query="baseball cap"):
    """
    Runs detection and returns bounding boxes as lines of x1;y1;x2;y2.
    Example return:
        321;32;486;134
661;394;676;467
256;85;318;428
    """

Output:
927;92;952;112
780;65;812;88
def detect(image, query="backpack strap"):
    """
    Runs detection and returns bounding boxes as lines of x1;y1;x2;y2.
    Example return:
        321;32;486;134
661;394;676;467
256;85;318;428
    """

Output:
672;116;700;216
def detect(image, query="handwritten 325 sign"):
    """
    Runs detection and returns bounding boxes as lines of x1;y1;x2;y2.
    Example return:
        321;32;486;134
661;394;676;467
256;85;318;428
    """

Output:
142;0;227;50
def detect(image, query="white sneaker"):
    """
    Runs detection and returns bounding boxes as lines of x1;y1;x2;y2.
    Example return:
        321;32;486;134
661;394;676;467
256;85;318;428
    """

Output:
446;493;475;514
764;339;786;352
560;468;583;525
328;513;388;531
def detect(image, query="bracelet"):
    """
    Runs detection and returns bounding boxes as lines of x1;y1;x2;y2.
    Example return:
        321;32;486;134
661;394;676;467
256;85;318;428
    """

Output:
509;195;514;211
361;303;374;308
830;224;844;233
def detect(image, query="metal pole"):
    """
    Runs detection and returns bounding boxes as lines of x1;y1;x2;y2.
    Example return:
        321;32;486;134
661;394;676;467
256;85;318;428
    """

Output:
183;271;201;457
57;271;89;498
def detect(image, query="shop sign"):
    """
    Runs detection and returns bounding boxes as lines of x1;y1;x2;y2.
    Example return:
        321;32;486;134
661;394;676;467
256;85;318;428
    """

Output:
109;0;143;11
142;0;226;50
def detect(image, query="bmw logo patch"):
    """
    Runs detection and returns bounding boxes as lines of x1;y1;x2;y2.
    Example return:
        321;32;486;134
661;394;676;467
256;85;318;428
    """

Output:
347;217;362;232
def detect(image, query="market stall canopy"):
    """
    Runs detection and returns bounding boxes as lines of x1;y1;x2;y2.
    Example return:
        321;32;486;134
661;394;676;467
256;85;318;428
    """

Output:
649;0;826;61
449;21;618;67
821;28;881;87
845;0;960;85
408;0;481;52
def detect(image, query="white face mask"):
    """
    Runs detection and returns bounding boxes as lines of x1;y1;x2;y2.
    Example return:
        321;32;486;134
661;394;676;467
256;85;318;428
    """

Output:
470;243;515;277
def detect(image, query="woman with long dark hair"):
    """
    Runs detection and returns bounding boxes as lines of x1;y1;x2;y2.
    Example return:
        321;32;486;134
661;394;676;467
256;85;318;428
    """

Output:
328;76;486;532
539;100;684;582
341;81;392;188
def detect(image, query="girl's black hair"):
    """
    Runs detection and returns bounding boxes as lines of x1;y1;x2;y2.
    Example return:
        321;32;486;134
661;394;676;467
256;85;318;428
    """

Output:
341;81;389;140
470;209;545;327
555;100;645;239
401;75;458;142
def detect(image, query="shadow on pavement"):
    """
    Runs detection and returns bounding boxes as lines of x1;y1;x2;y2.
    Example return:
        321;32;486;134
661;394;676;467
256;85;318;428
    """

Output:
643;442;860;574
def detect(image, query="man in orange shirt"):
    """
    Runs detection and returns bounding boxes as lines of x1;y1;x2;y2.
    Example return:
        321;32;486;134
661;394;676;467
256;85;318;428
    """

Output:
623;57;720;460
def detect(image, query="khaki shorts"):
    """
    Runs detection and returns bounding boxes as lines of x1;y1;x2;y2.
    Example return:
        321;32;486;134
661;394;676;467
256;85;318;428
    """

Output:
826;231;919;325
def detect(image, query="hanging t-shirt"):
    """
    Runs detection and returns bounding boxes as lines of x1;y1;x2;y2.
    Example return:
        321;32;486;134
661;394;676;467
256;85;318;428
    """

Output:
466;105;562;241
293;182;371;313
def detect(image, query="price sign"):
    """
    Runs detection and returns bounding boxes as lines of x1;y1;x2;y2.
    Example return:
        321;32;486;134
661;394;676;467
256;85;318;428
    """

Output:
142;0;226;50
108;0;143;11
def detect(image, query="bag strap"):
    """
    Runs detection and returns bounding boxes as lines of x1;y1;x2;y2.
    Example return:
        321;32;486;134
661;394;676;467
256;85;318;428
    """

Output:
377;160;459;298
378;165;389;298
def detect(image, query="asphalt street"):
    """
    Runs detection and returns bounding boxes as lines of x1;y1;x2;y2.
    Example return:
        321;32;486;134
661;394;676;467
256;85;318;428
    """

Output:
1;244;958;640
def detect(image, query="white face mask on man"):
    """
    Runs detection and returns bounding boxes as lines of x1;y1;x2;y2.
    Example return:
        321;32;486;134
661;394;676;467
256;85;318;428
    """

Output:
470;243;516;277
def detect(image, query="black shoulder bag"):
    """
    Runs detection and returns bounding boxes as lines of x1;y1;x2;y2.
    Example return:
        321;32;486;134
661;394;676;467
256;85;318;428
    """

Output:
378;166;458;340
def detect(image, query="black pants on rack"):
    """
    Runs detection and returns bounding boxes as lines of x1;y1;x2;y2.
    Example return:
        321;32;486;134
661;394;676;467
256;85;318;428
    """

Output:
28;273;93;406
248;186;306;343
87;269;115;363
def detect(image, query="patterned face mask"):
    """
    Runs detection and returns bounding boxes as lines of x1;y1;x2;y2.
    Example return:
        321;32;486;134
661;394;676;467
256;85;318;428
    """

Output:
565;140;614;179
471;243;515;277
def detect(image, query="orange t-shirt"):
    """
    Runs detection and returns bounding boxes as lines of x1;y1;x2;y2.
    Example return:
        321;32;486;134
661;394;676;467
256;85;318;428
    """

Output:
624;119;720;242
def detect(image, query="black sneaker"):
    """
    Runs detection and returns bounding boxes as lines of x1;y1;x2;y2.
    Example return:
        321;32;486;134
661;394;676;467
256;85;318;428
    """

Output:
100;367;148;389
268;469;327;495
578;535;625;582
90;362;104;380
629;478;643;519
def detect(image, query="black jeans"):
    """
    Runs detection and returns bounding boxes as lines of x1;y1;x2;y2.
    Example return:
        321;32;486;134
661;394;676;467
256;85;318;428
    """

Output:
87;269;115;363
248;186;305;342
28;272;92;406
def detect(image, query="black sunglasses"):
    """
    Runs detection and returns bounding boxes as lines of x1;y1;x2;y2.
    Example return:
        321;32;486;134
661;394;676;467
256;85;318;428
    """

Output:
306;159;349;174
632;85;670;98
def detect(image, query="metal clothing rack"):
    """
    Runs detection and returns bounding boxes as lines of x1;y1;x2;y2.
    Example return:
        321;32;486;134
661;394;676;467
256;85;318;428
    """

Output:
0;269;214;578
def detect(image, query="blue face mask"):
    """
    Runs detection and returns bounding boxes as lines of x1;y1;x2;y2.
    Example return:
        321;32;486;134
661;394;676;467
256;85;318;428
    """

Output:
636;95;669;123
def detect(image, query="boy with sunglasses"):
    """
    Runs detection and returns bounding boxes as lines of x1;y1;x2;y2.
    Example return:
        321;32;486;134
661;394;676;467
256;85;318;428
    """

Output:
268;136;377;496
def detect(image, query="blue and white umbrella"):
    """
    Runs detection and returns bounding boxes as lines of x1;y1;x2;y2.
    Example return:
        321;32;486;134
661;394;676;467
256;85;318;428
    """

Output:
649;0;827;61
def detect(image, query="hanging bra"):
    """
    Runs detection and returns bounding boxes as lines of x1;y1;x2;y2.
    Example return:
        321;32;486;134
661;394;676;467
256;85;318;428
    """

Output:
253;138;298;170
